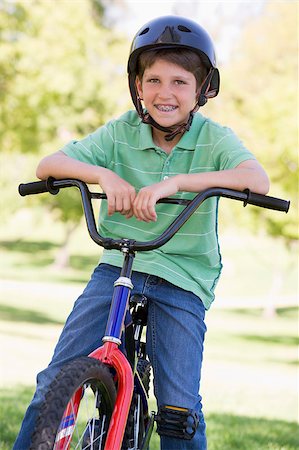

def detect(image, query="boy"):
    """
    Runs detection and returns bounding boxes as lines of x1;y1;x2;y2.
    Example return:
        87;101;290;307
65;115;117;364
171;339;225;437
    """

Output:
14;15;269;450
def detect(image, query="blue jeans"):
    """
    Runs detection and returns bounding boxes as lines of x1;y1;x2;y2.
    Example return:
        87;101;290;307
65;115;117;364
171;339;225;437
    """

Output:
13;263;207;450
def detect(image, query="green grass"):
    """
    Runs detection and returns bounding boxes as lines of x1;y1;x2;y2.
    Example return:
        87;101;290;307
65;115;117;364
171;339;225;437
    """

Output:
0;214;297;300
0;387;297;450
0;293;297;449
0;218;298;449
0;386;34;450
0;237;99;284
206;413;298;450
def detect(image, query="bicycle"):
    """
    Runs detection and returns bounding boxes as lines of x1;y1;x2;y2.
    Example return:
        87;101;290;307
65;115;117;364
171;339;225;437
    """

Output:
18;177;289;450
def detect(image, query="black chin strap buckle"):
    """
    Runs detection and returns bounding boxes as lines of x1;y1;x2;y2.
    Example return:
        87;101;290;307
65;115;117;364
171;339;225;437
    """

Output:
164;113;195;142
198;68;215;107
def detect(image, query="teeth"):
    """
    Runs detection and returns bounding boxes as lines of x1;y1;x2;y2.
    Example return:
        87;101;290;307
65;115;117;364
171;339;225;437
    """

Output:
156;105;176;112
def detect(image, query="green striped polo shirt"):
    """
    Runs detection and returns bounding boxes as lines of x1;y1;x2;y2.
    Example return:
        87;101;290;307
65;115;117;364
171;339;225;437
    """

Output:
62;110;255;309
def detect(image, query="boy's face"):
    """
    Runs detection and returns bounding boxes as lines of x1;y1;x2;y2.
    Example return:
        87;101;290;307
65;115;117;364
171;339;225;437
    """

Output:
136;58;198;130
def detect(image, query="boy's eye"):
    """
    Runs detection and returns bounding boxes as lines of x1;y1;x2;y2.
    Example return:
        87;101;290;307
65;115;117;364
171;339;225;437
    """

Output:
145;78;187;85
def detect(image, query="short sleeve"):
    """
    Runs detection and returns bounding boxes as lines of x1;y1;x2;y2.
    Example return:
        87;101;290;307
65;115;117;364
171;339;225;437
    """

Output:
211;128;256;171
61;121;115;168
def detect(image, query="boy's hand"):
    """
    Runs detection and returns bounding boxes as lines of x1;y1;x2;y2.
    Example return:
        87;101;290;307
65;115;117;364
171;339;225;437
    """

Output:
98;168;136;217
133;177;180;222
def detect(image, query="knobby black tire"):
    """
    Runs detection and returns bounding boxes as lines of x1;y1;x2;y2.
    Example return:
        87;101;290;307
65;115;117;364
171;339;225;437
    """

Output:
30;356;116;450
137;358;151;395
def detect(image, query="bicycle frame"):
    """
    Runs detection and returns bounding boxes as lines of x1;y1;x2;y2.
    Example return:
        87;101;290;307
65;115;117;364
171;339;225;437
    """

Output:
54;250;138;450
18;177;290;450
89;250;137;450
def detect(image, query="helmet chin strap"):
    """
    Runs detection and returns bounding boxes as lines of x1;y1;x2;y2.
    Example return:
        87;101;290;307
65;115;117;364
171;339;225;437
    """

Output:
141;107;198;142
136;68;215;142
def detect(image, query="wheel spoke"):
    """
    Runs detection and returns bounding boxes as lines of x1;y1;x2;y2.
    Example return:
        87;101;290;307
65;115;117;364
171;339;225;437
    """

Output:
133;394;140;449
98;415;106;450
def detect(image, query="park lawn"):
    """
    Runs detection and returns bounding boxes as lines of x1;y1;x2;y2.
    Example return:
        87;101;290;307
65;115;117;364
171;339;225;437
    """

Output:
0;210;297;301
0;219;297;449
0;284;297;449
1;386;297;450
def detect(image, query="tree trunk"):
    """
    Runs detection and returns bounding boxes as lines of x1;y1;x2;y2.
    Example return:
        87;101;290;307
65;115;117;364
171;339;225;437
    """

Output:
263;270;283;318
52;222;78;269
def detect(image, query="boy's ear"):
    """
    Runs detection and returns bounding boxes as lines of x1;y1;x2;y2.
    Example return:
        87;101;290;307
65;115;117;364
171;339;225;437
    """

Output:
135;77;143;99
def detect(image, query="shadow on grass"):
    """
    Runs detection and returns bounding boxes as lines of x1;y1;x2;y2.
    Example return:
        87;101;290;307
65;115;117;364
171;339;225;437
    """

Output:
0;238;98;278
226;306;298;319
206;412;299;450
276;306;299;319
0;304;64;325
0;386;298;450
0;239;59;253
69;254;99;272
239;334;299;346
0;239;58;269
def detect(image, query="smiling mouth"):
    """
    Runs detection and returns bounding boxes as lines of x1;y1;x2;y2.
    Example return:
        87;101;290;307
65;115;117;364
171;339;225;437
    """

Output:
155;105;178;112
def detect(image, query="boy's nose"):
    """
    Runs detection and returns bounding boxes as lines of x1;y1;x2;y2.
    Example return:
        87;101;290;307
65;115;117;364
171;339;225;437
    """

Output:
157;85;173;99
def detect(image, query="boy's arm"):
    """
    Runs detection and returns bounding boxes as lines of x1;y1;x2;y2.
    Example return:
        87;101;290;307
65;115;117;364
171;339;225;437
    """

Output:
176;159;270;195
37;151;106;183
133;160;270;222
36;151;136;217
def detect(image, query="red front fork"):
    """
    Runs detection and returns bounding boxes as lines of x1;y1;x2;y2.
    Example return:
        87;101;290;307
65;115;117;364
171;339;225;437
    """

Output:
55;342;134;450
90;342;134;450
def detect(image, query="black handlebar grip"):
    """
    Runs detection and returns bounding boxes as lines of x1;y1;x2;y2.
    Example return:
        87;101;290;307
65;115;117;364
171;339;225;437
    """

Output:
18;177;59;196
244;190;290;212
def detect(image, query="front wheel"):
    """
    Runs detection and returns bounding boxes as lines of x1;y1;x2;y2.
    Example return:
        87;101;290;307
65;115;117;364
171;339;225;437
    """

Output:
30;356;116;450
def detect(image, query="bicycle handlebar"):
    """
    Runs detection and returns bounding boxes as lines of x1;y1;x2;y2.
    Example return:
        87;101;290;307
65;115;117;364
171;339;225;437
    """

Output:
18;177;290;252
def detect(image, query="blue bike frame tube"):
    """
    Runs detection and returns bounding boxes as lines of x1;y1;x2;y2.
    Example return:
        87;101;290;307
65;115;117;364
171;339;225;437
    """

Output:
103;251;135;343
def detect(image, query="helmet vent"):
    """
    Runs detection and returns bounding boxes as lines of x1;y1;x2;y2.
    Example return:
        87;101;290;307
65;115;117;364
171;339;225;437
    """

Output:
139;27;149;36
178;25;191;32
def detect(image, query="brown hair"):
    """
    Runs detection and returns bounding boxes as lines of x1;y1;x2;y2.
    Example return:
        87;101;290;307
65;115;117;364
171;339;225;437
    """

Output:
137;48;208;89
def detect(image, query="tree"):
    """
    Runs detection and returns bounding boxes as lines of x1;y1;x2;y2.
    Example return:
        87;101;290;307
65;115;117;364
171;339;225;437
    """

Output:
0;0;129;154
205;1;298;245
203;1;298;316
1;0;130;266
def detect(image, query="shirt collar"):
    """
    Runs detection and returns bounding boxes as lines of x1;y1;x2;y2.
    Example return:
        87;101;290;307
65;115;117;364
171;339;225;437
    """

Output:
138;113;205;151
176;113;205;150
138;121;156;150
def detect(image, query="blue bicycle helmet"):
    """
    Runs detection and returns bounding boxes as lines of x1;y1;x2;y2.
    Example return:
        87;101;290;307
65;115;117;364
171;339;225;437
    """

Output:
128;15;220;140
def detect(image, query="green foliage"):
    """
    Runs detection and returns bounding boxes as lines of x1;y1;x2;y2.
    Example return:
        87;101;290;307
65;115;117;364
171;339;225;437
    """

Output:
1;1;297;244
0;0;129;226
206;2;298;243
0;0;129;155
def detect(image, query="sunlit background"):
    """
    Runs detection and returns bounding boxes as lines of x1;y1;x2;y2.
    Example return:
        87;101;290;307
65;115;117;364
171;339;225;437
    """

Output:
0;1;298;449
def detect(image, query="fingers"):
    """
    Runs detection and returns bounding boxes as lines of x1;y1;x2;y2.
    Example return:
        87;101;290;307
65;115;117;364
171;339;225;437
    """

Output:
106;188;159;222
132;178;179;222
98;169;136;217
102;174;160;222
122;189;136;218
133;190;157;222
107;185;136;217
99;169;172;222
106;182;158;222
